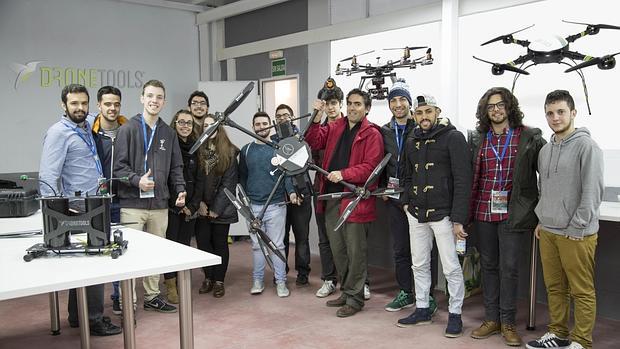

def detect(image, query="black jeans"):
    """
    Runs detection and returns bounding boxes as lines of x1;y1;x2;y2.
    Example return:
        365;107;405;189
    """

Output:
283;199;312;277
313;196;337;284
386;199;413;293
474;220;524;325
164;211;195;279
68;284;104;325
195;220;231;282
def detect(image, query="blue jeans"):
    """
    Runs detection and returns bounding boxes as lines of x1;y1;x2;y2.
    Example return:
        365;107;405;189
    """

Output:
110;201;120;301
249;203;287;283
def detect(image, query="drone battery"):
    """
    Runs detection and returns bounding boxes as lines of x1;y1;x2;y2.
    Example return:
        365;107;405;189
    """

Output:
276;122;295;139
42;198;71;248
85;196;111;247
0;188;39;218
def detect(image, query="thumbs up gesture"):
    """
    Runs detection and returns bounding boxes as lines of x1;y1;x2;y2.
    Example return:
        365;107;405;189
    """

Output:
139;169;155;191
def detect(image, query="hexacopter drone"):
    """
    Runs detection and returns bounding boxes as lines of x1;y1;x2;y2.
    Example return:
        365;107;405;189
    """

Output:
473;21;620;114
336;46;433;100
189;81;401;268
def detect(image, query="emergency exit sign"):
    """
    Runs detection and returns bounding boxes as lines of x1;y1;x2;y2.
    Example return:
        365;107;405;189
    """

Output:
271;58;286;76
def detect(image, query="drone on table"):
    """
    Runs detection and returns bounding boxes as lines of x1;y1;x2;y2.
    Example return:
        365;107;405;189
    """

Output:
336;46;433;100
189;81;401;268
473;20;620;114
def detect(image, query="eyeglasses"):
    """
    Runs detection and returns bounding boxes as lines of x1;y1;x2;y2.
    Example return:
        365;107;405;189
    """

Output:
486;101;506;112
176;120;193;127
191;101;208;107
275;113;291;119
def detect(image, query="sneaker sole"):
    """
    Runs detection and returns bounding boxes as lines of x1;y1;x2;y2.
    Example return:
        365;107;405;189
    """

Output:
143;307;177;313
445;331;463;338
385;303;414;312
250;289;264;295
315;290;335;298
112;310;122;316
396;320;432;328
503;338;523;347
470;330;500;339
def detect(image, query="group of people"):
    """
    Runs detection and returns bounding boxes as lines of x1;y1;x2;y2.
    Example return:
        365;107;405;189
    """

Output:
38;78;603;349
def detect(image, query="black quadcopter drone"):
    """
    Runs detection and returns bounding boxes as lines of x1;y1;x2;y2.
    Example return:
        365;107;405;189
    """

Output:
189;81;401;268
336;46;433;100
474;20;620;114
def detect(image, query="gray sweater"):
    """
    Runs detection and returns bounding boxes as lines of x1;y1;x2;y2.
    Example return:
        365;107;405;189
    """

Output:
535;128;604;238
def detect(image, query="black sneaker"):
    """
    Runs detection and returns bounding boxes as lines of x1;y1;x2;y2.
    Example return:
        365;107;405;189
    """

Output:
526;332;571;349
90;317;122;336
396;307;432;327
445;313;463;338
296;274;309;286
112;298;121;315
144;295;177;313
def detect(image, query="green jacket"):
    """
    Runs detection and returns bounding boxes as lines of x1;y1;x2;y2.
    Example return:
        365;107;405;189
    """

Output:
468;126;546;231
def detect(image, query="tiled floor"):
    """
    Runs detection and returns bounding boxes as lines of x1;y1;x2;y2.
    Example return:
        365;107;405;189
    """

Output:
1;239;618;348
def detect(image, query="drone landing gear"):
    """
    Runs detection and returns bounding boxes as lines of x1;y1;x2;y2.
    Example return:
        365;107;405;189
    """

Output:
23;229;128;262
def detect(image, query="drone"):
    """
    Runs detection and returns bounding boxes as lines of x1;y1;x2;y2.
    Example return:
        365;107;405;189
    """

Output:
336;46;433;100
473;20;620;114
189;81;401;267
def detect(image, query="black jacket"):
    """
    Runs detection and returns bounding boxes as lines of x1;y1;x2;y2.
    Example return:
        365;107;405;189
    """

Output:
200;150;239;224
402;118;472;224
468;126;546;231
114;114;185;209
168;138;203;214
380;117;417;187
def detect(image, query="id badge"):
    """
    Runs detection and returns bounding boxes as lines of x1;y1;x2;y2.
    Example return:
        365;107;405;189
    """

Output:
140;176;155;198
490;190;508;214
387;176;401;200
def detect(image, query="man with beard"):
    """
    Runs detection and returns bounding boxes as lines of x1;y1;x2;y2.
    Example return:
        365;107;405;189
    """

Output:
39;84;122;336
188;90;209;133
239;111;298;298
397;94;470;337
468;87;545;346
92;85;127;314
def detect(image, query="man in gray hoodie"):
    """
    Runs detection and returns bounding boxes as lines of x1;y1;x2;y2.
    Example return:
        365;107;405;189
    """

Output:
527;90;604;349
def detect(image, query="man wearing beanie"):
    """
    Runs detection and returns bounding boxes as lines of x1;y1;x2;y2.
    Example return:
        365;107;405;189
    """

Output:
381;80;438;314
397;94;471;338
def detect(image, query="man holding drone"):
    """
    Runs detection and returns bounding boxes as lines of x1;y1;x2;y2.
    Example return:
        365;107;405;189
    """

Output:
306;88;383;318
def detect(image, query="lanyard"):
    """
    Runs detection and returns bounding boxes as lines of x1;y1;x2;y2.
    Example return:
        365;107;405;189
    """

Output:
393;119;405;177
140;115;157;173
61;119;103;176
486;128;513;189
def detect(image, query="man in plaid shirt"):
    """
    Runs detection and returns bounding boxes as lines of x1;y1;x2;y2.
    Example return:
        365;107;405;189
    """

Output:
468;87;546;347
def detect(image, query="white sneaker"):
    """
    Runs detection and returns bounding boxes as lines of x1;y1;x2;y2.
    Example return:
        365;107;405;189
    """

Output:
315;280;336;298
276;282;290;298
250;279;264;295
364;284;371;300
566;343;585;349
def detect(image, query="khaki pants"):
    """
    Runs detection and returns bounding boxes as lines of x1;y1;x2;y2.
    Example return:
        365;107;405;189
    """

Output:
539;228;597;349
121;208;168;302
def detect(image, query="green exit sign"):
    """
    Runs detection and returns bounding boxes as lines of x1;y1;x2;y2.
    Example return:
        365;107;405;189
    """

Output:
271;58;286;77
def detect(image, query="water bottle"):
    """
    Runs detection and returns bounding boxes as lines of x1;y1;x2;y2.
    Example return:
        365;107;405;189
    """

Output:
456;239;466;255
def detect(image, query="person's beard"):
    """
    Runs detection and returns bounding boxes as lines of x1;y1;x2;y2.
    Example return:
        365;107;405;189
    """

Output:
67;109;87;124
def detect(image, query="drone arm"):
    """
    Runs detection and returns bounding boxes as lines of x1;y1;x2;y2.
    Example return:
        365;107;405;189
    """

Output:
511;38;530;47
308;163;357;192
255;170;287;220
226;118;278;148
563;50;588;61
509;53;533;66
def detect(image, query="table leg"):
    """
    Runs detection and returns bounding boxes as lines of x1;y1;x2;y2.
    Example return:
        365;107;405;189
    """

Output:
527;232;538;330
76;287;90;349
178;269;193;349
49;291;61;335
121;279;136;349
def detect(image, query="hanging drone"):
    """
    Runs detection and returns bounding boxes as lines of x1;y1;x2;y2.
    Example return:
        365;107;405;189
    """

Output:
189;80;401;267
473;20;620;114
336;46;433;100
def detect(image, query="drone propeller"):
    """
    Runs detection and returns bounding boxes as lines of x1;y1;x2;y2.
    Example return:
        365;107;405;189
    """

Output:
564;52;620;72
364;153;391;189
317;192;355;200
562;20;620;31
481;24;534;46
224;187;255;223
340;50;375;62
473;56;530;75
370;187;405;196
384;46;427;51
189;115;221;154
334;195;362;231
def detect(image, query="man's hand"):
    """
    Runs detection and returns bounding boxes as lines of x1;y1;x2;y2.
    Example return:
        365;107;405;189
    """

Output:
534;223;542;239
381;196;389;202
208;210;219;219
181;206;192;216
453;223;468;239
327;170;343;183
139;169;155;191
311;99;325;123
289;193;302;205
175;191;186;207
403;204;409;212
198;201;209;216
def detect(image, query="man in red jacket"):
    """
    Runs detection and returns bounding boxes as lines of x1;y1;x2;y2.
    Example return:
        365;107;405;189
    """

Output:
306;88;384;317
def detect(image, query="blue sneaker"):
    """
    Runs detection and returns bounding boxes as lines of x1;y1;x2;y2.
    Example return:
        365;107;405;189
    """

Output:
445;313;463;338
396;307;432;328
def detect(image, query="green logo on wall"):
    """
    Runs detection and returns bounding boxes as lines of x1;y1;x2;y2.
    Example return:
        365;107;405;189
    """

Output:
271;59;286;77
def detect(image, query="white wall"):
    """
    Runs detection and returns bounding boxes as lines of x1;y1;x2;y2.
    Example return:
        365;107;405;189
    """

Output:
0;0;199;173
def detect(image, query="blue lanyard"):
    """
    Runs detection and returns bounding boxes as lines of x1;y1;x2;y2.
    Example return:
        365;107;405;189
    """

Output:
393;119;405;177
486;128;513;189
140;115;157;173
61;119;103;176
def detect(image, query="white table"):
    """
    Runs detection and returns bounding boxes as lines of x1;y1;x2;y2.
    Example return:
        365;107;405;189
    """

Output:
0;211;220;349
600;201;620;222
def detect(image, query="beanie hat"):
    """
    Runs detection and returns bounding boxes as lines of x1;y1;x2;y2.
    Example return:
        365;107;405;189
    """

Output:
388;79;412;105
413;94;438;110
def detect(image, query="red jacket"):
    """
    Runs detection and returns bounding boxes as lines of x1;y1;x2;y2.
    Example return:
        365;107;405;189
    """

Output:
306;116;384;223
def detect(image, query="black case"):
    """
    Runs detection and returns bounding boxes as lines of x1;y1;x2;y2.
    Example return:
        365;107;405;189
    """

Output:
0;188;39;217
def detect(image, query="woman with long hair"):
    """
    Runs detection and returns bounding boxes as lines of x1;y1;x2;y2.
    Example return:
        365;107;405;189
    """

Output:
163;109;205;304
196;114;239;298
